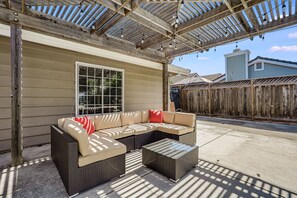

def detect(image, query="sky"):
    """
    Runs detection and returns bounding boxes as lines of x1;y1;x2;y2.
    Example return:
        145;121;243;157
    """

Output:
172;25;297;76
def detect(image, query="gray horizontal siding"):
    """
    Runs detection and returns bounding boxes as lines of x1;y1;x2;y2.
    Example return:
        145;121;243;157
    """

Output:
248;63;297;79
0;36;162;152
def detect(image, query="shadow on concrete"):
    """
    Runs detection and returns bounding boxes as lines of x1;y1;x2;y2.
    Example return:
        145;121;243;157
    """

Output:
0;151;296;198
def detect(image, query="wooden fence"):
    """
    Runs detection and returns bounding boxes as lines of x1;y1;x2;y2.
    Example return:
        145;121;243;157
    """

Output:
181;75;297;122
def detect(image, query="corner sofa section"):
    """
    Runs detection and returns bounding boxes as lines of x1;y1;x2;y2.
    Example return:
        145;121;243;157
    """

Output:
51;110;196;196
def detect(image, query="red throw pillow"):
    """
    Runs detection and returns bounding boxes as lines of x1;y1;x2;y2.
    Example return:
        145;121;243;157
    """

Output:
74;116;95;135
149;110;163;123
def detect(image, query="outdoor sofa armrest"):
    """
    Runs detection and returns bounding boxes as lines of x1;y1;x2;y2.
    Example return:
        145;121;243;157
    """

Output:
51;125;79;192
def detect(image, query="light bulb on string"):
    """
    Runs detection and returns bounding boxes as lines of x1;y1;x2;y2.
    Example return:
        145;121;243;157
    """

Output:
214;46;216;52
173;37;176;43
249;36;254;41
120;28;124;38
181;0;184;7
196;52;199;58
175;46;177;50
235;42;238;48
282;3;286;12
225;27;229;37
262;15;267;25
141;34;145;44
169;43;173;48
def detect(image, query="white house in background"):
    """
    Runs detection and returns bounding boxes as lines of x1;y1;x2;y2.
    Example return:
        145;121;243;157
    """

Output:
225;49;297;81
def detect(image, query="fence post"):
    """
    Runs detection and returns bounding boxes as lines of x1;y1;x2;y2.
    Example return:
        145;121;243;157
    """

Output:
251;79;254;120
208;83;211;116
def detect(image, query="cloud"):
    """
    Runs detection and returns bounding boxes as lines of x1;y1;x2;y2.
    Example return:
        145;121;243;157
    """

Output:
288;32;297;38
269;45;297;52
197;57;209;60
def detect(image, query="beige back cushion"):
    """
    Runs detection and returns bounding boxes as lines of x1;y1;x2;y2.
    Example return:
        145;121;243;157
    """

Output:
174;112;196;128
64;119;92;157
58;118;67;128
94;113;121;130
163;111;175;124
121;111;142;125
58;116;95;129
141;110;149;123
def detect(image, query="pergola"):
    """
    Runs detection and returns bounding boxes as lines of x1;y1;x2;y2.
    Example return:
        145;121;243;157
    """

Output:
0;0;297;165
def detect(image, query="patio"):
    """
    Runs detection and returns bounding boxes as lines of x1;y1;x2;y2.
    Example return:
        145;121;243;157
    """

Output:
1;119;296;198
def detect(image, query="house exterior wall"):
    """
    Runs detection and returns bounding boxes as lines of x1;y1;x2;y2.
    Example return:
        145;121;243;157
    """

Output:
226;54;247;81
248;62;297;79
0;36;162;152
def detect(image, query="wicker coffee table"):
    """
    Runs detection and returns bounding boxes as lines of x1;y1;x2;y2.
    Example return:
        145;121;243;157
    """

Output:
142;138;199;182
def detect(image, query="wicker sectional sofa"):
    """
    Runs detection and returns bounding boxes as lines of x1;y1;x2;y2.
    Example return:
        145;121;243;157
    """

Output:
51;110;196;196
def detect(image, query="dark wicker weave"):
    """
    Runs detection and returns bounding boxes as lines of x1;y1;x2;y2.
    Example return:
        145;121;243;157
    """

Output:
134;131;157;149
116;135;135;152
51;125;125;196
142;138;199;182
156;130;196;145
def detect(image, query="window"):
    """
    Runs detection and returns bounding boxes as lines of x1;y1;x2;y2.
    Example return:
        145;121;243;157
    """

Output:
76;62;124;116
254;62;264;71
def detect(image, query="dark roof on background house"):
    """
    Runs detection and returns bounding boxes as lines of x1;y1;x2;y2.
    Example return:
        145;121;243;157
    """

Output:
170;73;199;84
249;56;297;65
173;75;212;86
201;73;223;81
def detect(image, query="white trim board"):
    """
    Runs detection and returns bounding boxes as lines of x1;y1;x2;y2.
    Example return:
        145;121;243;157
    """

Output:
0;23;189;75
248;59;297;69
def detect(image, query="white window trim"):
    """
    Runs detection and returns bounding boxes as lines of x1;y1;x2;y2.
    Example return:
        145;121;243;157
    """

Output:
75;61;125;116
254;62;264;71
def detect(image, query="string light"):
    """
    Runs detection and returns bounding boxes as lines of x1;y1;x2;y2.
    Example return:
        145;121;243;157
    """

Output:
262;15;267;25
235;42;238;48
175;46;177;50
179;56;183;61
120;28;124;38
282;3;286;12
181;0;184;7
249;36;254;41
160;43;163;51
197;35;202;45
91;17;96;30
169;43;173;48
196;52;199;58
214;46;216;52
141;34;145;44
225;27;229;37
173;37;176;43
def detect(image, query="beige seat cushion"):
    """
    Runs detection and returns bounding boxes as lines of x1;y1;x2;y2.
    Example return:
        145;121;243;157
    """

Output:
174;112;196;128
163;111;175;124
63;119;92;157
141;123;164;131
121;111;142;125
141;110;149;123
157;124;194;135
78;133;126;167
127;124;155;135
98;126;134;139
94;113;121;130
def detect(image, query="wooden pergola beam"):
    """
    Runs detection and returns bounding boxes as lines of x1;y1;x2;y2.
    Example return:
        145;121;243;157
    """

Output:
223;0;249;32
0;7;166;63
163;62;169;111
10;22;23;166
240;0;260;32
95;0;144;36
90;9;115;34
167;13;297;57
176;0;265;35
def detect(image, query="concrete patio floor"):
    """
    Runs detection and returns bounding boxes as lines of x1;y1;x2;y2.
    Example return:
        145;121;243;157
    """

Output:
0;119;297;198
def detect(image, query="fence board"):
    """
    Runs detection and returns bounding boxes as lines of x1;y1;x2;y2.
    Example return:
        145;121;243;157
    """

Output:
181;76;297;122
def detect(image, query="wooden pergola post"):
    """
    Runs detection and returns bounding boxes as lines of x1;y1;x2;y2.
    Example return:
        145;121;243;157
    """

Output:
163;62;169;111
10;22;23;166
